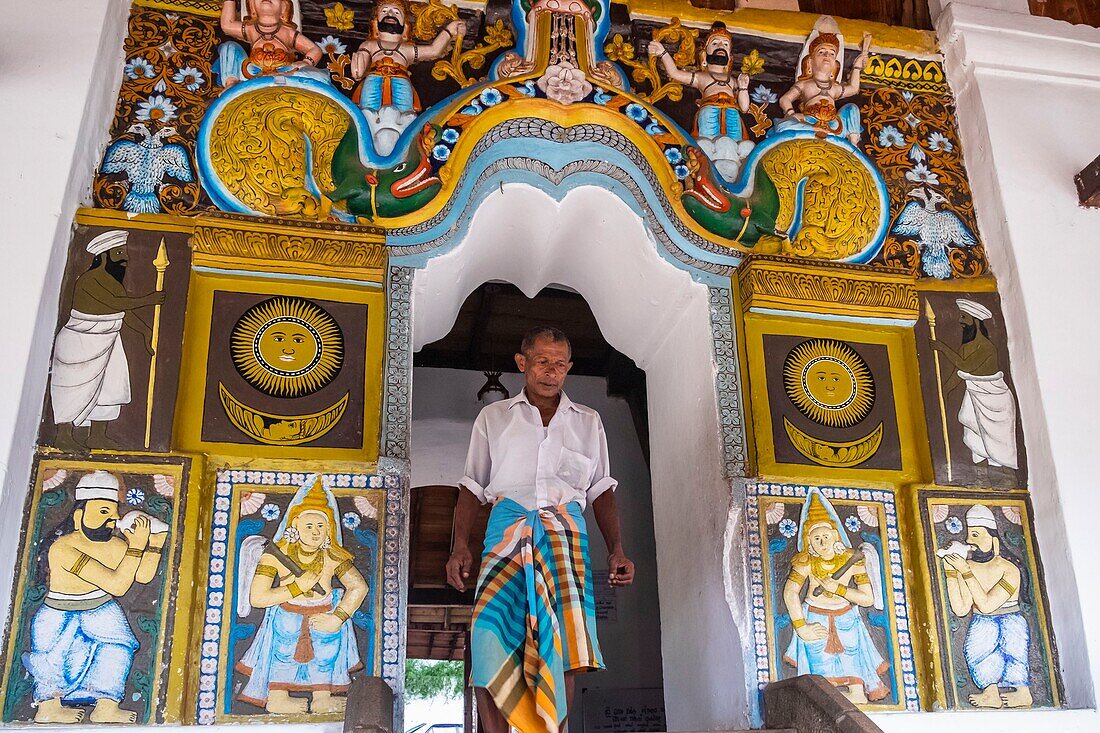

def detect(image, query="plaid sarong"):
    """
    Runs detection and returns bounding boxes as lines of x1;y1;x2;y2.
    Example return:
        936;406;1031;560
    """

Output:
471;498;604;733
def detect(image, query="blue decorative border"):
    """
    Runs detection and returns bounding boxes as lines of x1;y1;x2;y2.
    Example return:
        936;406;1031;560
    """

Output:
196;469;404;724
745;482;919;712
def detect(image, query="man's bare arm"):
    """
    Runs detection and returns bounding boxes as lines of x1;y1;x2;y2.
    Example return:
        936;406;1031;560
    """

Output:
592;491;634;587
445;487;482;592
220;0;244;38
646;41;696;86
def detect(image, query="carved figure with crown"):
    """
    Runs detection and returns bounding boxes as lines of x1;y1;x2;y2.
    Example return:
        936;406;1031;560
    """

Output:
650;22;754;181
782;488;889;704
234;476;368;715
216;0;330;88
350;0;465;155
774;17;871;146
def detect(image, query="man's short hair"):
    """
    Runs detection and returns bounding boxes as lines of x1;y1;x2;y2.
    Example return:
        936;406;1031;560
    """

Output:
520;326;571;357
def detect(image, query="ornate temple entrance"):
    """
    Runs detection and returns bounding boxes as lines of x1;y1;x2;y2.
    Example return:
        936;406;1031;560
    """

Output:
401;183;750;728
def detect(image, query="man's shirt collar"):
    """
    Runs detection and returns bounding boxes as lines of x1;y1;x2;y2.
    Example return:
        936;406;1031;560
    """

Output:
507;388;580;413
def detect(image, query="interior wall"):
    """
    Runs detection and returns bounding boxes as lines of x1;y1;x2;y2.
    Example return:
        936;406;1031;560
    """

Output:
405;182;749;728
411;366;665;719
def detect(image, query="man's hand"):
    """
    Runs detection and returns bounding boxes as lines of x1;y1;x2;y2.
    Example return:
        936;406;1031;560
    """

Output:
944;553;970;574
607;550;635;587
309;613;345;633
795;622;828;642
124;515;151;551
446;545;474;592
647;40;665;57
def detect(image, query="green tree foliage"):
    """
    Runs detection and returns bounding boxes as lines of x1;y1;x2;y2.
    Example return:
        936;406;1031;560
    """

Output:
404;659;464;700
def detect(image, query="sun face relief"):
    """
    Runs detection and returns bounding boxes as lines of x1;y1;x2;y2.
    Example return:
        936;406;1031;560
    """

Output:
784;338;875;428
255;318;321;376
231;296;344;398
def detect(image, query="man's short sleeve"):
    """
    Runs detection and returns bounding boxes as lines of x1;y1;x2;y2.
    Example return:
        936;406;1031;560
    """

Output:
585;416;618;504
458;413;491;504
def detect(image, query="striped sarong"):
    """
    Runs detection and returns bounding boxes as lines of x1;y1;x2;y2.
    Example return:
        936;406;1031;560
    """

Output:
471;498;604;733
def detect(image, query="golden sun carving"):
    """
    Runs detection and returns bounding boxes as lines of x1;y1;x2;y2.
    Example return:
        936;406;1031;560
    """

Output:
783;338;875;428
230;296;344;398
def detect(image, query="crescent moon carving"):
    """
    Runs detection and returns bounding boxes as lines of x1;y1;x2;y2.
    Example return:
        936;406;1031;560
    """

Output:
783;417;884;468
218;383;349;446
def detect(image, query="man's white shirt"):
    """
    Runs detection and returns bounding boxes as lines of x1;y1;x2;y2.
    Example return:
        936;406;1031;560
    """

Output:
460;389;618;510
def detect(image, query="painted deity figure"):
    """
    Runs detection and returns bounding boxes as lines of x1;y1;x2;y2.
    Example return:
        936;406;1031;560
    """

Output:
782;489;889;704
49;230;164;452
236;477;368;715
941;505;1032;707
350;0;465;155
217;0;328;88
929;299;1019;470
22;471;168;724
650;22;754;181
775;17;871;146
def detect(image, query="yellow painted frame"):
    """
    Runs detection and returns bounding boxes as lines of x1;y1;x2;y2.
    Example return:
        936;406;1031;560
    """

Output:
743;312;932;485
173;268;385;461
0;455;200;724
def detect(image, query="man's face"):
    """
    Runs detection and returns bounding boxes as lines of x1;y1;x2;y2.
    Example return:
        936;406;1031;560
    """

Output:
294;511;329;552
704;35;731;69
811;45;838;77
108;246;128;265
966;526;995;554
808;525;839;560
515;336;572;401
376;3;405;35
77;499;119;542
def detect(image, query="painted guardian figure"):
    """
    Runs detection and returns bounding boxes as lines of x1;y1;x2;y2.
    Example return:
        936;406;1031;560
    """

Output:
217;0;328;87
782;488;889;704
350;0;465;155
941;505;1032;708
23;471;167;724
650;22;754;181
235;476;368;715
49;230;165;452
775;17;870;146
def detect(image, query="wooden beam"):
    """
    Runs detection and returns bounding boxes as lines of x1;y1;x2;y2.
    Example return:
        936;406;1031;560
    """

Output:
1076;153;1100;208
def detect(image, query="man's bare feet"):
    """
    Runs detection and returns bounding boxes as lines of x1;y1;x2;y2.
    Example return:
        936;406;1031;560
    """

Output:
1001;686;1033;708
311;691;346;714
968;684;1004;708
89;698;137;723
265;690;308;714
33;698;85;723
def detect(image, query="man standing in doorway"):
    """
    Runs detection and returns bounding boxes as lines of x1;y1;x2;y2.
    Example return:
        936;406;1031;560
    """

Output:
446;326;636;733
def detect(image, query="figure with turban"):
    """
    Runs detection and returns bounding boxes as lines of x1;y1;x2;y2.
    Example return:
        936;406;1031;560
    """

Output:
941;504;1031;707
23;471;167;723
930;299;1019;471
782;488;889;704
235;476;368;715
49;231;165;451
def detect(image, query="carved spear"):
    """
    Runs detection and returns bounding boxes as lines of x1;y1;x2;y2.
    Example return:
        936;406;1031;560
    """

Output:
144;240;170;449
925;300;952;481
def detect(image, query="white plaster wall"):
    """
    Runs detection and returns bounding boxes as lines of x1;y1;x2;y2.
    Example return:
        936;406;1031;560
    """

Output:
868;4;1100;732
0;0;128;558
410;366;664;717
407;183;749;729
